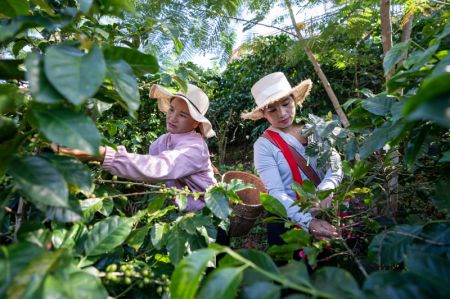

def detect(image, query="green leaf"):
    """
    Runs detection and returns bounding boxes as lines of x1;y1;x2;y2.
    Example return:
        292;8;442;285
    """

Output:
46;202;82;223
51;223;83;249
103;46;159;76
404;126;429;167
0;83;25;114
226;179;255;192
383;41;410;75
170;248;218;299
79;216;134;257
106;59;140;115
359;121;404;159
344;136;358;161
33;107;101;155
439;150;450;163
0;16;60;43
78;0;94;14
30;0;55;16
175;193;188;211
0;242;45;298
242;282;281;299
205;186;230;220
6;249;66;299
0;135;26;177
45;45;106;105
361;96;395;116
127;224;151;251
0;116;17;142
0;59;25;80
404;41;440;71
147;193;169;212
406;252;450;291
260;193;287;218
197;267;243;299
408;95;450;128
300;180;316;194
42;154;93;194
363;271;442;299
25;52;63;104
239;249;279;274
8;156;69;208
312;267;360;298
432;181;450;213
279;261;310;286
42;271;108;299
80;197;103;222
404;71;450;116
280;229;310;247
429;52;450;81
1;0;29;17
150;223;167;249
368;224;423;266
99;0;135;14
167;227;187;265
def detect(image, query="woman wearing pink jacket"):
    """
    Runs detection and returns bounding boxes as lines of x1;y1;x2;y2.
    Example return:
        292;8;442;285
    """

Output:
56;84;217;212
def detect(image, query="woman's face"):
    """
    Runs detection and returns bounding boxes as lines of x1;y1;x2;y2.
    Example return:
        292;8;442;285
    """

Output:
166;97;199;134
262;95;296;129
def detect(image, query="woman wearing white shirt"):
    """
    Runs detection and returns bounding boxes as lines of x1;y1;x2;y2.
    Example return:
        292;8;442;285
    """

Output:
241;72;343;244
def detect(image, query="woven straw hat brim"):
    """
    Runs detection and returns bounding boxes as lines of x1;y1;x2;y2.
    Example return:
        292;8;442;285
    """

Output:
241;79;312;121
150;85;216;138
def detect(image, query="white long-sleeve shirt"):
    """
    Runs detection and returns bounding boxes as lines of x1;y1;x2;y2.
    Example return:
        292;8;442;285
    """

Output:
254;127;343;231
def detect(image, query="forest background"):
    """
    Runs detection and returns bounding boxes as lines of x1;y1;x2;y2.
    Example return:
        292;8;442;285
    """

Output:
0;0;449;298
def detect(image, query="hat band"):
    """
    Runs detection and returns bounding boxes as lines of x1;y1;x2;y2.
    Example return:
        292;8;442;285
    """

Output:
174;93;203;115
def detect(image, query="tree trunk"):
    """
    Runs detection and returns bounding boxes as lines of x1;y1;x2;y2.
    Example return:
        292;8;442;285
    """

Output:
380;0;400;218
399;15;414;65
380;0;393;80
285;0;350;128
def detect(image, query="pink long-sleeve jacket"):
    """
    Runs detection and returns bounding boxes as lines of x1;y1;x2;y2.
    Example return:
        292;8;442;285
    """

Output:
102;131;217;211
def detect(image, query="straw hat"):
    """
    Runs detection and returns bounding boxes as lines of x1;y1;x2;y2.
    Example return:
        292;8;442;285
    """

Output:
150;84;216;138
241;72;312;120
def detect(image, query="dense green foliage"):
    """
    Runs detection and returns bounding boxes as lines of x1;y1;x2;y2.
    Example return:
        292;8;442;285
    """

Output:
0;0;449;298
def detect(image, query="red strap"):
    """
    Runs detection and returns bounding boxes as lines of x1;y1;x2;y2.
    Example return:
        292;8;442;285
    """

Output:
262;131;321;187
265;130;303;201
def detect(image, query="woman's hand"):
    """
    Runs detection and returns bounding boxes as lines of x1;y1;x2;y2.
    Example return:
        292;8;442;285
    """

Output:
51;143;106;162
310;193;333;216
309;218;338;240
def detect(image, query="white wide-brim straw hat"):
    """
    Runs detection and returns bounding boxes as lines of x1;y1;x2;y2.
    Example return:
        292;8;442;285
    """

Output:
241;72;312;121
150;83;216;138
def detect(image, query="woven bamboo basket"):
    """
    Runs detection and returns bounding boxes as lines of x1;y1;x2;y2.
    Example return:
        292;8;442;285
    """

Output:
222;171;267;237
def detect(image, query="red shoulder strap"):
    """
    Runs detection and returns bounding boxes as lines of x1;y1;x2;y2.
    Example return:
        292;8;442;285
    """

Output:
264;130;303;201
262;130;321;187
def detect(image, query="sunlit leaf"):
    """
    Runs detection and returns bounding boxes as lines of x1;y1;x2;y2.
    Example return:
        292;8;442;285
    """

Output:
260;193;287;218
106;59;140;115
8;156;69;208
45;45;106;105
78;216;134;257
205;186;230;220
361;96;395;116
33;107;101;155
167;227;187;265
170;248;218;299
25;52;63;104
197;267;243;299
2;0;29;18
383;41;410;75
0;242;45;298
103;46;159;76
